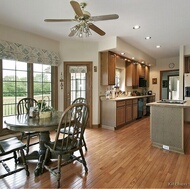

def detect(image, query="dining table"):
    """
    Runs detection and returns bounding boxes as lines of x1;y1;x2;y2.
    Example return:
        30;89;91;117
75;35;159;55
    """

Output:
4;111;63;176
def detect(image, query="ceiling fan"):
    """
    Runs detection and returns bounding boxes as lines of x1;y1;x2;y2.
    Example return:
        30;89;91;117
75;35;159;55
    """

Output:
44;0;119;37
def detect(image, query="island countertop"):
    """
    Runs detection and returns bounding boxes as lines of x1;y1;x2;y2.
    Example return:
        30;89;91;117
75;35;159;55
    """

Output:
147;100;190;108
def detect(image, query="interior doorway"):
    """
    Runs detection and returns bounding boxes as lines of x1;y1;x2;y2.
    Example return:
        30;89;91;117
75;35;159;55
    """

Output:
64;61;92;128
160;70;179;100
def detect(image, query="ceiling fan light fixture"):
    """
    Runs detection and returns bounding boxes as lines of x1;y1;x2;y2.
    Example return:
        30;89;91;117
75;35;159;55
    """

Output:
71;24;80;31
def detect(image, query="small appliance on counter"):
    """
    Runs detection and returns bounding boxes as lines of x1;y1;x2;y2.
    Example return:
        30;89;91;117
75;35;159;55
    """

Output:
148;90;152;95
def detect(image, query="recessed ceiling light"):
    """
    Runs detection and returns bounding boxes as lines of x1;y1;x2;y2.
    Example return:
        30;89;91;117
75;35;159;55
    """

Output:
121;52;125;55
145;36;151;40
141;61;145;64
156;45;161;48
132;57;135;60
133;25;140;30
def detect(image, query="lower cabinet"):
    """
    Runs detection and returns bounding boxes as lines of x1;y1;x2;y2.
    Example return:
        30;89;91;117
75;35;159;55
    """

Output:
117;99;138;126
125;100;132;123
116;101;126;126
101;95;155;130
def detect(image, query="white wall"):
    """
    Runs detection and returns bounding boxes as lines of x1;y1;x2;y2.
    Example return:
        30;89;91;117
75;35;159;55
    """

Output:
149;56;179;101
0;24;59;51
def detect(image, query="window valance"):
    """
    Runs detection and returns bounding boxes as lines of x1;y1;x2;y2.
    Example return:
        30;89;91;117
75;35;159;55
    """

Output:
69;66;87;73
0;40;61;66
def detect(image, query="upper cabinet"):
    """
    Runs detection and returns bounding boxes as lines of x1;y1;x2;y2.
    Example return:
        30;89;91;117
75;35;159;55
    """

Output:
126;62;138;87
101;51;150;87
101;51;116;85
126;62;150;87
144;65;149;86
137;63;144;78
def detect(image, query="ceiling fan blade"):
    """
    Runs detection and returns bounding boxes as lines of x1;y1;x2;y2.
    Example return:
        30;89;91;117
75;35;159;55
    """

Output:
89;23;105;36
44;19;75;22
90;14;119;21
70;0;83;17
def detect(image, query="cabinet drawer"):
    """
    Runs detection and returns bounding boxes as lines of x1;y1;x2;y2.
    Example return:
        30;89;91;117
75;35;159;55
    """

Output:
126;99;132;105
133;99;138;104
117;100;125;107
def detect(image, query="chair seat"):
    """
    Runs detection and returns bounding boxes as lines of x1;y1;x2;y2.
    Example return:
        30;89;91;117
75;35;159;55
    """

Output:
0;137;30;179
0;137;26;155
45;138;80;155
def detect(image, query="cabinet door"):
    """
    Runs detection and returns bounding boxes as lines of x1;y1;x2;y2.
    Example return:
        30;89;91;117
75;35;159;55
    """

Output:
126;62;138;87
108;52;116;85
125;100;133;123
101;51;115;85
144;66;149;87
116;106;126;126
137;64;145;78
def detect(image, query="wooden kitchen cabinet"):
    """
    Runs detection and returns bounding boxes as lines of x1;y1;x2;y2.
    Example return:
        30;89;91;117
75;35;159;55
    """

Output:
101;95;155;130
126;62;150;88
144;66;149;86
137;63;145;78
101;51;116;85
125;100;133;123
126;62;138;87
116;101;126;126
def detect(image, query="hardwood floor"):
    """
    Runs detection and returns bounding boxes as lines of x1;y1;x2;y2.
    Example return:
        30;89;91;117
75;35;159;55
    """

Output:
1;117;190;188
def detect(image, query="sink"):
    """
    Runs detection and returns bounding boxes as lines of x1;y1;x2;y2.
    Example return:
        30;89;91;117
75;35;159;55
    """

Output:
157;99;186;104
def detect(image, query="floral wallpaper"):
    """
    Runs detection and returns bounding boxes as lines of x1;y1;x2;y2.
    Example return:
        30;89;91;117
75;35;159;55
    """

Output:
0;40;61;65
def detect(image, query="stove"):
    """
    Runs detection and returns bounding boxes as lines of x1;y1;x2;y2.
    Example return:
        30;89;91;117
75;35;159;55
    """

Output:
157;99;186;104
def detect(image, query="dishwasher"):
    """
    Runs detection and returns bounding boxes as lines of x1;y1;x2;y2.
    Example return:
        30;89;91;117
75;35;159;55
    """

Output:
137;98;144;119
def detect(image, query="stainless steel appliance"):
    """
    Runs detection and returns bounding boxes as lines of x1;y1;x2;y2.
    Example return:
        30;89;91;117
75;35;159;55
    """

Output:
184;73;190;100
184;73;190;121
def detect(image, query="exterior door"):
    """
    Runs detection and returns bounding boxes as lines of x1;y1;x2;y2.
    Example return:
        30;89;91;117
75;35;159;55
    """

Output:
64;62;92;128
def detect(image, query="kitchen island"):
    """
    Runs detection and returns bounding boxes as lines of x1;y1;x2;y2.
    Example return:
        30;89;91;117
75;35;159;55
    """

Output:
147;100;190;154
100;95;155;130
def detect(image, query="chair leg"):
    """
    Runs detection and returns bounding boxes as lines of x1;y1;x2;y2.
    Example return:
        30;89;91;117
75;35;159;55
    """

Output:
26;135;30;154
41;148;49;174
21;132;25;141
13;151;18;164
57;154;62;188
79;149;88;173
82;136;87;151
19;149;30;176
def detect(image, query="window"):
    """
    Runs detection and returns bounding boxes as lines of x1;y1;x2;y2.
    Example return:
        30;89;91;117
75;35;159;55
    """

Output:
33;63;52;105
115;68;121;87
1;60;57;129
3;60;28;116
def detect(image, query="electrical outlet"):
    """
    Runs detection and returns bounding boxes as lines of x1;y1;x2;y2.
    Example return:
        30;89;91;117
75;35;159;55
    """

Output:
163;145;169;150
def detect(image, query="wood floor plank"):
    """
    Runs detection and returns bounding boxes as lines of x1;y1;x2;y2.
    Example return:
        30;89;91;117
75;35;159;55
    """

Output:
1;117;190;188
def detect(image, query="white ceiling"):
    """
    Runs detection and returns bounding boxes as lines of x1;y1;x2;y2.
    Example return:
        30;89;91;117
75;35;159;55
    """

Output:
0;0;190;60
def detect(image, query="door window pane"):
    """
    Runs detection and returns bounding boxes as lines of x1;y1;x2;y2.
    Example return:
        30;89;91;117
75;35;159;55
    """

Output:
70;70;86;104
